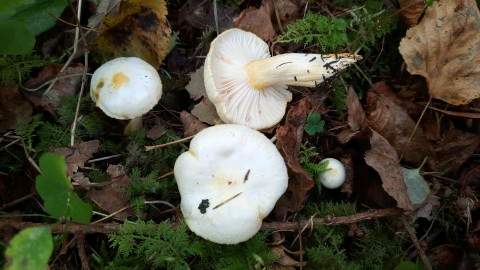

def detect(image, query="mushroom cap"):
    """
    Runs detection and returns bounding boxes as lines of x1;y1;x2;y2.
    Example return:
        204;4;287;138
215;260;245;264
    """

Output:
174;124;288;244
90;57;162;120
317;158;346;189
204;29;292;130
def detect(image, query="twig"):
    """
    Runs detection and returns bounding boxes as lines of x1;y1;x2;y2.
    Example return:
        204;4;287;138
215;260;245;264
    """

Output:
0;208;403;235
399;96;432;161
401;215;432;270
77;233;91;270
43;0;84;96
144;135;194;151
261;207;403;231
70;51;89;146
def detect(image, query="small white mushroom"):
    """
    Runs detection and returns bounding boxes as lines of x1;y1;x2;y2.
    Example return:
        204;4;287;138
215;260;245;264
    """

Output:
204;28;362;130
317;158;346;189
90;57;163;134
174;124;288;244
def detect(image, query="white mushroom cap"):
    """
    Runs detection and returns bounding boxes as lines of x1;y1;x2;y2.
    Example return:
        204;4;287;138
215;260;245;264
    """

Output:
174;124;288;244
317;158;346;189
204;28;361;130
204;29;293;130
90;57;162;120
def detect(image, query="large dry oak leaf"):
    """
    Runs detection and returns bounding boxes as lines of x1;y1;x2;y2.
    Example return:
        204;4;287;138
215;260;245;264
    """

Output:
399;0;480;105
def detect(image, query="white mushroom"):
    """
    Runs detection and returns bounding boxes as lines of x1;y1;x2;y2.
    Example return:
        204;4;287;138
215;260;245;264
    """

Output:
204;28;362;130
174;124;288;244
317;158;346;189
90;57;163;134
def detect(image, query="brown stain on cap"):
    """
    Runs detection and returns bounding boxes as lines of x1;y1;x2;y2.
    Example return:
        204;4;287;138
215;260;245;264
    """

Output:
112;72;130;89
92;79;105;104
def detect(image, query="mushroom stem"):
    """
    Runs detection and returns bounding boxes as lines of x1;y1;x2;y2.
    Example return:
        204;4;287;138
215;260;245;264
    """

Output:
245;53;362;89
124;116;143;135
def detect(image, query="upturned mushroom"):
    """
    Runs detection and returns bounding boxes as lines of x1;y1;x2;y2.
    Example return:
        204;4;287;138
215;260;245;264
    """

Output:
204;28;362;130
174;124;288;244
90;57;163;134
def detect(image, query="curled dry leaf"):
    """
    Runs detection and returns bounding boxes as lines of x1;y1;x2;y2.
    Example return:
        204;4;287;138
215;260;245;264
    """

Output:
86;164;134;220
0;84;32;132
337;86;366;143
399;0;480;105
274;99;314;218
366;89;437;168
364;131;414;211
398;0;425;27
271;245;306;268
89;0;171;69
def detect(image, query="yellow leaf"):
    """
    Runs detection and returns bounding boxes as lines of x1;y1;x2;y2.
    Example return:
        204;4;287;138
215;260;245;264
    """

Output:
89;0;171;69
399;0;480;105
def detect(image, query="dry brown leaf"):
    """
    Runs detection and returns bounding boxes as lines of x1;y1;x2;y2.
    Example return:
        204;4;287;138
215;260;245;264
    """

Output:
0;84;32;132
398;0;425;27
180;110;208;137
399;0;480;105
51;140;100;178
86;164;134;220
366;89;437;168
234;0;277;42
185;66;206;101
274;99;314;218
191;98;217;125
364;131;414;211
89;0;171;69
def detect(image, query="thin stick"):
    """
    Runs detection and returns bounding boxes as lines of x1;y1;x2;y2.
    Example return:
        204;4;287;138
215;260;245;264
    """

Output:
144;135;194;151
43;0;84;96
1;207;403;235
399;96;432;161
401;215;432;270
87;154;122;163
70;51;89;146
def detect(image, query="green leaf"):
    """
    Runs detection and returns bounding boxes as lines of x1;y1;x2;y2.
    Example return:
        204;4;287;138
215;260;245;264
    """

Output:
304;113;325;136
36;153;93;223
0;20;35;55
4;227;53;270
6;0;68;36
0;0;35;17
0;0;69;55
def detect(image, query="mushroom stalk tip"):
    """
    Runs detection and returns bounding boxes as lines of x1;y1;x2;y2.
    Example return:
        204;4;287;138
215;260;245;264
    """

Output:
245;52;361;89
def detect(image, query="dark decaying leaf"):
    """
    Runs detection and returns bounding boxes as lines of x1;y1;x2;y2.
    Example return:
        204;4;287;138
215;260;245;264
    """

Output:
433;128;480;175
86;165;134;220
89;0;171;69
0;84;32;132
274;99;314;218
23;64;85;116
366;89;437;168
364;131;414;211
